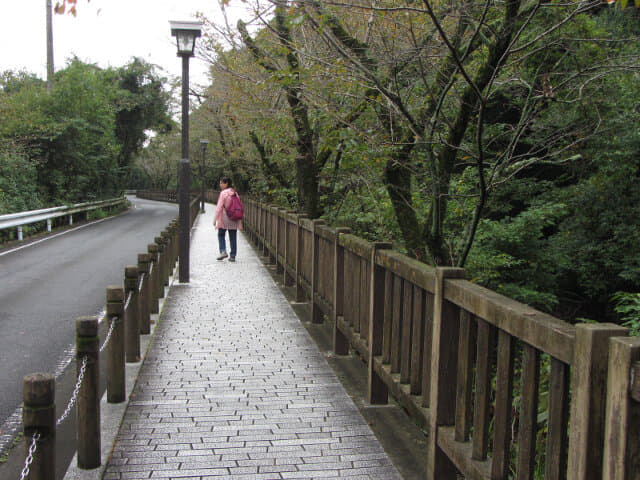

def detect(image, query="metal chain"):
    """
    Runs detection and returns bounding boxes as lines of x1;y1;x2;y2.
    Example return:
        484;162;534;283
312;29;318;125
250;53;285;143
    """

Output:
56;356;87;426
124;291;133;311
99;318;116;353
20;432;40;480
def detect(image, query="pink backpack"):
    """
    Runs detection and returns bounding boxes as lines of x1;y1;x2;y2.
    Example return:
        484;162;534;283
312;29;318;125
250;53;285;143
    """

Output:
225;191;244;221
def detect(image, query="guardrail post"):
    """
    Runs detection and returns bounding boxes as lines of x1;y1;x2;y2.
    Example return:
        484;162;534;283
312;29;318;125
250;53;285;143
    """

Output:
427;267;465;480
568;323;628;480
124;266;141;362
295;214;308;302
23;373;55;480
311;219;325;324
368;242;392;404
283;212;296;286
138;254;151;335
76;316;100;469
602;338;640;480
147;243;160;314
106;287;125;403
333;228;351;355
46;219;52;232
18;226;23;241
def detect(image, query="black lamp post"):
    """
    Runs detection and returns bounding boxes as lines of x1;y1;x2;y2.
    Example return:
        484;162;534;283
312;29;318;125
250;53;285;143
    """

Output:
200;139;209;213
170;20;201;283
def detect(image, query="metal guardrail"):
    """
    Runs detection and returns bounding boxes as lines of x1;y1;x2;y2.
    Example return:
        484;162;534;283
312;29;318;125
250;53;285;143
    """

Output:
0;197;127;241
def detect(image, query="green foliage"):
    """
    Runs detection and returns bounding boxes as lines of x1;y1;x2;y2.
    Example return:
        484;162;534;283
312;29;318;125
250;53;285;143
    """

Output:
0;57;171;209
466;202;569;312
611;292;640;336
0;143;42;214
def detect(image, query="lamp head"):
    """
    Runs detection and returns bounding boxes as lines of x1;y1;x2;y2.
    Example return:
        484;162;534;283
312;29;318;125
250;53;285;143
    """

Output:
169;21;202;57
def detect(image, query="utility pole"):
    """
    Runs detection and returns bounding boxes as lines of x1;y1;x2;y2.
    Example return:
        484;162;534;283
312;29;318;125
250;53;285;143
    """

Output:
46;0;54;91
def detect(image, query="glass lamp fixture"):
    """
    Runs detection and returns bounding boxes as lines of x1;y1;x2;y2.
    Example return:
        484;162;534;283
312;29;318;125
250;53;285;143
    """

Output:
169;21;202;56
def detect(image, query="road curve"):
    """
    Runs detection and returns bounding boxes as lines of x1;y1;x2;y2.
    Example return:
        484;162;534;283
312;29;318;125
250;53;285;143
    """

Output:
0;197;178;431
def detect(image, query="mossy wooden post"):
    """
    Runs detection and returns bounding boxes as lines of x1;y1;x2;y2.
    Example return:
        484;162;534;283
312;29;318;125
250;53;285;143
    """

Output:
172;219;179;267
567;323;628;480
427;267;465;480
602;337;640;480
23;373;55;480
295;214;308;302
332;228;351;355
147;243;160;314
137;253;151;334
76;316;100;469
124;265;141;362
106;287;125;403
311;219;325;324
368;242;392;404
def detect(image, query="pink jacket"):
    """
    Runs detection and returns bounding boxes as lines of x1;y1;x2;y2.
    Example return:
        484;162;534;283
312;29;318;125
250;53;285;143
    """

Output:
214;188;243;230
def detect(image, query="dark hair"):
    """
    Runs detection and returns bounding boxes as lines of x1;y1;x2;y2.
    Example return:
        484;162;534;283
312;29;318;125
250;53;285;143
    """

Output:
220;176;233;188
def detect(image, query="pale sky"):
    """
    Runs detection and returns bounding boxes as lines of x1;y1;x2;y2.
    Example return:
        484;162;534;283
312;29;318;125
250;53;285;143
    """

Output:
0;0;251;89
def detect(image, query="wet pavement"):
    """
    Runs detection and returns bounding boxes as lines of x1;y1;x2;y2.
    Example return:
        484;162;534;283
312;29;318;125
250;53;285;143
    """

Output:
97;207;402;479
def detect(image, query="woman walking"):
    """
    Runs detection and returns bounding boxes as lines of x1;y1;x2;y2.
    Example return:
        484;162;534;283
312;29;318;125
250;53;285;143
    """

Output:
213;176;242;261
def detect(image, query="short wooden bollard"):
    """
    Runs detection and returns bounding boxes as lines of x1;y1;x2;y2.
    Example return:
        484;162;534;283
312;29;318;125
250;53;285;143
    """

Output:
148;243;160;314
106;287;125;403
76;316;100;469
23;373;55;480
124;266;141;362
154;236;166;298
138;253;151;335
161;230;171;286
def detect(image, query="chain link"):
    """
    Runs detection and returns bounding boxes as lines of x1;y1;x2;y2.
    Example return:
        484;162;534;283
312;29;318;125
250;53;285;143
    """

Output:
20;432;40;480
99;318;116;353
56;356;87;426
124;291;133;312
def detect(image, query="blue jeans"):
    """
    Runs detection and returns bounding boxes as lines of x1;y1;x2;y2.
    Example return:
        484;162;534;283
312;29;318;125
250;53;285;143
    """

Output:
218;228;237;257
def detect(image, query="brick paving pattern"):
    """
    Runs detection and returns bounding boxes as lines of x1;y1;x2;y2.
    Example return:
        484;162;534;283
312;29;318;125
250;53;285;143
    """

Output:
102;208;402;479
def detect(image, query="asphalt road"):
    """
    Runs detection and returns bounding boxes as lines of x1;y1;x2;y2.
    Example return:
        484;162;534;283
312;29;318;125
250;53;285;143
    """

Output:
0;197;178;436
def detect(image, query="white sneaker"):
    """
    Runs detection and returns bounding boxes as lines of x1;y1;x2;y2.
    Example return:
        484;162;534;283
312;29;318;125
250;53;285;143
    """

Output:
217;252;228;261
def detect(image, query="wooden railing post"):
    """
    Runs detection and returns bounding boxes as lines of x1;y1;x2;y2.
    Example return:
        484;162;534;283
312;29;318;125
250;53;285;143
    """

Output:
124;265;140;362
23;373;55;480
368;242;392;404
567;323;628;480
106;286;125;403
147;243;160;314
332;228;351;355
275;209;285;274
76;316;100;469
137;253;151;335
295;214;308;302
603;337;640;480
311;219;325;324
427;267;465;480
283;212;295;287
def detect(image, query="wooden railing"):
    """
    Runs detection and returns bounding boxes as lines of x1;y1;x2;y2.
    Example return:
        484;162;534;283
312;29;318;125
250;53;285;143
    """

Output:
243;199;640;480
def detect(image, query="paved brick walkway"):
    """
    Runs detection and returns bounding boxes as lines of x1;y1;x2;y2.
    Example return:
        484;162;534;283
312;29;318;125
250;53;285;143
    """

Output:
102;207;402;479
